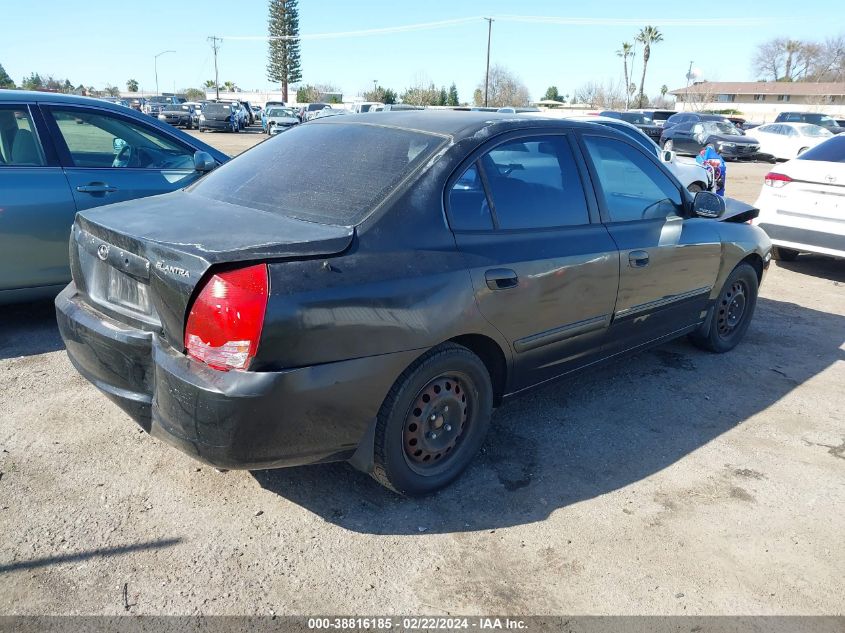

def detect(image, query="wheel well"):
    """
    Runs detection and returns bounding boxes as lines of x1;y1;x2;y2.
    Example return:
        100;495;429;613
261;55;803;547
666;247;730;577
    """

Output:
741;253;765;284
449;334;507;406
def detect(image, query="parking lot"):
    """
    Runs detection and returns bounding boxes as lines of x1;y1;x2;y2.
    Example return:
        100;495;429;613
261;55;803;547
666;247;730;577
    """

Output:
1;131;843;616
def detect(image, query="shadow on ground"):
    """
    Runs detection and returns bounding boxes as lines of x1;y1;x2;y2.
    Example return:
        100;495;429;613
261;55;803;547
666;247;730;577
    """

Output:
775;255;845;283
0;300;63;360
254;296;845;534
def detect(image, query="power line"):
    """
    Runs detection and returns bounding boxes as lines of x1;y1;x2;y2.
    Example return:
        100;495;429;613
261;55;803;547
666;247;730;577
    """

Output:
207;36;222;99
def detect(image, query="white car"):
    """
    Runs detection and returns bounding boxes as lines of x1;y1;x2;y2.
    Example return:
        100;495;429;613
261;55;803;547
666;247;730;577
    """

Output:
753;134;845;260
264;106;300;135
749;122;833;161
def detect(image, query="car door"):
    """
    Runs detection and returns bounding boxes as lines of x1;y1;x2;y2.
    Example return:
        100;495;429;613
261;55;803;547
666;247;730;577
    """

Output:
40;103;201;213
670;122;698;154
447;132;620;390
0;104;79;294
578;132;722;353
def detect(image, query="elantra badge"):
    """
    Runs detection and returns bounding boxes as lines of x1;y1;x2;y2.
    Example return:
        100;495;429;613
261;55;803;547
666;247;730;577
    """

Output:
155;262;190;278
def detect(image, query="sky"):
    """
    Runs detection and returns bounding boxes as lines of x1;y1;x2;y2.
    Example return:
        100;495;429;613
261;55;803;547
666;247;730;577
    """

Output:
2;0;840;103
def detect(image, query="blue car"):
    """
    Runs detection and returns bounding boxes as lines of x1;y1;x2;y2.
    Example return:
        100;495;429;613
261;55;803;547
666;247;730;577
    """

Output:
0;90;229;304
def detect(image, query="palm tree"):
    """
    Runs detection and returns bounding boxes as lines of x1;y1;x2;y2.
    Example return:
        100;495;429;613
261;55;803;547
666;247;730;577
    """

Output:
635;26;664;108
223;80;235;92
616;42;634;109
203;79;216;89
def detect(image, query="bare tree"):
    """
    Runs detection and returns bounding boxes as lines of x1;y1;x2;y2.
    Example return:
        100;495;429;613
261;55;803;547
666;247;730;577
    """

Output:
752;37;825;81
474;65;530;107
573;80;625;109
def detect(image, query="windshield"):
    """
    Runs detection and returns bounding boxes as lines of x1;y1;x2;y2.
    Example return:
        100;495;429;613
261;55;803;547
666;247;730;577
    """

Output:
266;108;290;117
797;135;845;163
619;112;654;125
189;122;446;225
703;121;740;135
800;124;833;138
803;114;838;127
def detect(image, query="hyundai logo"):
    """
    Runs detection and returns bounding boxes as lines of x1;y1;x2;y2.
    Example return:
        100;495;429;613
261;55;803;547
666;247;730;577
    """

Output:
825;174;837;184
97;244;110;261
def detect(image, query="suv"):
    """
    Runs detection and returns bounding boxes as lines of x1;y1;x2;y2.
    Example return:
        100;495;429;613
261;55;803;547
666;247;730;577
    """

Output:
598;111;662;143
629;109;676;127
198;101;241;133
774;112;844;134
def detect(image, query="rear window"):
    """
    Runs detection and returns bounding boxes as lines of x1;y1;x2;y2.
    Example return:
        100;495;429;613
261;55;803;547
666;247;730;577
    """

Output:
189;122;445;225
204;103;232;114
797;135;845;163
651;111;672;121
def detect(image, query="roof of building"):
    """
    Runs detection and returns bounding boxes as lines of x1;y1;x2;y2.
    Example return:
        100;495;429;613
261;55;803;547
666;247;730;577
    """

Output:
669;81;845;97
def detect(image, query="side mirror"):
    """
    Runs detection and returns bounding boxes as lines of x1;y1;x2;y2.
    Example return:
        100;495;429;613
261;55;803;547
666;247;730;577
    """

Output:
113;138;127;154
661;149;675;163
193;150;216;173
692;190;725;218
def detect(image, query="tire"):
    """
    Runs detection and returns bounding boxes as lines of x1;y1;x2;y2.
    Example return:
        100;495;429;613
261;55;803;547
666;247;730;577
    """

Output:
687;183;704;193
371;343;493;496
689;262;758;353
663;139;673;151
772;246;799;262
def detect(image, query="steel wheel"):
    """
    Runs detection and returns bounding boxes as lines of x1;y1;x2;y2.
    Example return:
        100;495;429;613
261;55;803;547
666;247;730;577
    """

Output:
716;280;747;338
402;373;472;475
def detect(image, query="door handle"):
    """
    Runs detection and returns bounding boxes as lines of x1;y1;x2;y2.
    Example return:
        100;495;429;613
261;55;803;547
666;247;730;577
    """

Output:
76;183;118;194
485;268;518;290
628;250;650;268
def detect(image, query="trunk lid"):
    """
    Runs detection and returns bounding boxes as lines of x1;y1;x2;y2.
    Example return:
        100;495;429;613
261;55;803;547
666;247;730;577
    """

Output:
71;190;353;343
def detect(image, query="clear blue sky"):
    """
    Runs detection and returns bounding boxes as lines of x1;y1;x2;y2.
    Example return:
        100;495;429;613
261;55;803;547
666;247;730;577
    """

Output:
2;0;837;102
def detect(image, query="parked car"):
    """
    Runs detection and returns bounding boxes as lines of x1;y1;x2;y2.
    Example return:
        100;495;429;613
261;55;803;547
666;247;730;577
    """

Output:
251;105;263;122
144;95;187;117
264;106;300;134
754;134;845;261
99;97;131;108
354;102;383;113
661;119;773;161
663;112;730;130
836;118;845;128
303;103;331;120
55;112;770;495
312;108;348;119
381;104;425;111
158;102;202;129
198;101;241;133
774;112;844;134
598;111;662;143
628;109;676;127
561;115;714;193
748;122;833;160
0;90;228;304
241;101;255;126
128;97;147;112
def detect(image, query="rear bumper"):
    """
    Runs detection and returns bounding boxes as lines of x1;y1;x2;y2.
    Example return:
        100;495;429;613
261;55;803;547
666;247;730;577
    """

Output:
56;283;420;470
757;223;845;258
200;120;232;130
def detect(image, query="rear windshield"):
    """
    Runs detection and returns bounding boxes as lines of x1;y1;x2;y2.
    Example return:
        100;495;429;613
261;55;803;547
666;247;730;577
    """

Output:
650;111;672;121
797;135;845;163
619;112;653;125
189;122;445;225
204;103;232;114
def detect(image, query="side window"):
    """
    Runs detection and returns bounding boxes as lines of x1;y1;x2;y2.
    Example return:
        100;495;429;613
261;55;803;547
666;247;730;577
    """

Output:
0;106;46;166
49;108;195;170
583;135;683;223
481;137;589;229
691;123;704;135
448;163;494;231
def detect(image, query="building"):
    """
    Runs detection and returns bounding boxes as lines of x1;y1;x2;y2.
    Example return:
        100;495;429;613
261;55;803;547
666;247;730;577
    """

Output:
670;81;845;121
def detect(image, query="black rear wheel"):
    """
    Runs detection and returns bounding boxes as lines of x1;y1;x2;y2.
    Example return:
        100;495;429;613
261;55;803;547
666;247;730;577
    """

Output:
690;262;759;353
371;343;493;495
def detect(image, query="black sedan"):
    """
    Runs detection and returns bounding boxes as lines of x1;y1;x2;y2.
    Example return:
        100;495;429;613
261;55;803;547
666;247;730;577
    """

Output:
56;113;771;495
599;110;662;143
661;119;772;161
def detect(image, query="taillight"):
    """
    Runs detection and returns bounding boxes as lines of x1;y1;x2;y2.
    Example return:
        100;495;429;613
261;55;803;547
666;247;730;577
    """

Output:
764;172;792;188
184;264;268;371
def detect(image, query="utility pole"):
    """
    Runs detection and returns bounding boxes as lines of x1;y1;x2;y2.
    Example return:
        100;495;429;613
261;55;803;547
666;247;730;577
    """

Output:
154;50;175;95
685;60;694;112
208;36;222;100
483;17;493;107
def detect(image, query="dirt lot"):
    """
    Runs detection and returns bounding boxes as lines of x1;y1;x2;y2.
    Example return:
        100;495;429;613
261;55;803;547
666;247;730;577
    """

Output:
1;127;843;617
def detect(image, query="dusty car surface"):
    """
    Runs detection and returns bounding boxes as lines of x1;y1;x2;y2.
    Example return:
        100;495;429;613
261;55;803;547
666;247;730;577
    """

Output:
56;112;771;495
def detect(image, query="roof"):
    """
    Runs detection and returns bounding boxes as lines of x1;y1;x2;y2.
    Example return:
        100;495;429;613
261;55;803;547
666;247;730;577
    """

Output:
0;89;140;106
308;110;601;139
670;81;845;97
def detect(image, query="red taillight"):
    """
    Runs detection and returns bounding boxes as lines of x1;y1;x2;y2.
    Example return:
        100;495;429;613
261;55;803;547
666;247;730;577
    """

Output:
764;172;792;188
184;264;269;371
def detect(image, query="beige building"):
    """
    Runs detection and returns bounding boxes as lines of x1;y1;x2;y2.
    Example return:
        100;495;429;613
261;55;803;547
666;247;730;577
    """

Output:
670;81;845;121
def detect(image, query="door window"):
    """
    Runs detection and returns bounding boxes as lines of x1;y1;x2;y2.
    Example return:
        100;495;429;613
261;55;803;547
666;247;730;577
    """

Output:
49;108;194;169
583;135;684;222
448;163;494;230
0;107;46;166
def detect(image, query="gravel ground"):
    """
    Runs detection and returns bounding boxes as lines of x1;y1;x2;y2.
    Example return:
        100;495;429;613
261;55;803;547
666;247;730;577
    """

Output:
0;126;843;617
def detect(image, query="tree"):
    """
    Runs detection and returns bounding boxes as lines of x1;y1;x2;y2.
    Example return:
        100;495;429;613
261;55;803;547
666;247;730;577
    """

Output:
635;26;663;108
543;86;563;102
363;85;397;104
437;86;447;106
223;80;236;92
21;72;43;90
474;65;530;107
401;82;440;106
447;83;459;106
103;84;120;97
752;37;821;82
616;42;634;108
296;83;338;103
126;78;139;92
573;80;625;109
0;63;15;89
266;0;302;102
203;79;216;89
184;88;205;101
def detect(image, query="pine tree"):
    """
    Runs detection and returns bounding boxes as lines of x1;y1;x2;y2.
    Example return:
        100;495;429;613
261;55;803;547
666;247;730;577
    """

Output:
0;63;15;89
447;83;459;106
266;0;302;102
438;86;448;106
